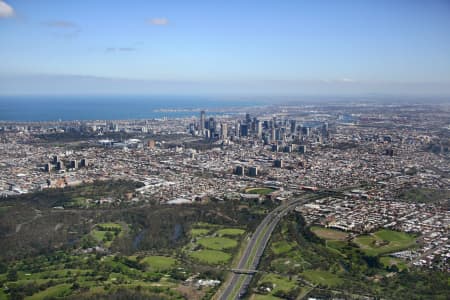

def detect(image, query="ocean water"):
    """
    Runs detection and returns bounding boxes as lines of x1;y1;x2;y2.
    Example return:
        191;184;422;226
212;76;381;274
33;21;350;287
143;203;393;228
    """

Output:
0;95;262;121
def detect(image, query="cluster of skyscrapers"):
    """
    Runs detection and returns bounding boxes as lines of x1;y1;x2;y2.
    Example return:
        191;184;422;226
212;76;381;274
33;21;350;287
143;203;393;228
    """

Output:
44;155;89;172
191;111;329;147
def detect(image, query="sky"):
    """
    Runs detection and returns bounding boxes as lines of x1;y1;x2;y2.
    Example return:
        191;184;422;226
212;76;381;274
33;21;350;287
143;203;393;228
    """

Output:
0;0;450;96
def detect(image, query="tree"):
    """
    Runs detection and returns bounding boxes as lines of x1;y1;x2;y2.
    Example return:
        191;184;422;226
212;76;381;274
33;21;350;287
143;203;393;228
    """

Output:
104;231;114;242
71;282;80;290
7;269;18;281
0;262;7;274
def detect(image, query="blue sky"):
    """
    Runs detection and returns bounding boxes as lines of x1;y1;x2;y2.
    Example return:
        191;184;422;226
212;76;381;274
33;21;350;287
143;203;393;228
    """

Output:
0;0;449;95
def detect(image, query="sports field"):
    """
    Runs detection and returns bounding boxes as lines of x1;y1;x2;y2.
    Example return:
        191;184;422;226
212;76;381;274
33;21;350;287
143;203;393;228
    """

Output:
245;187;276;195
310;226;349;240
354;229;416;256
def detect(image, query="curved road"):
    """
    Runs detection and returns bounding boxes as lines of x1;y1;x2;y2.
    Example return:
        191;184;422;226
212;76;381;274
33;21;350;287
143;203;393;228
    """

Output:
217;195;313;300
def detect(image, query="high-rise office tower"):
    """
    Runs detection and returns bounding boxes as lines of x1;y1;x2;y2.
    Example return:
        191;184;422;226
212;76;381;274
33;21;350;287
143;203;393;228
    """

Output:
80;158;89;168
248;166;258;177
206;117;216;135
235;165;245;176
220;123;228;139
291;120;297;134
301;126;310;137
70;160;78;169
44;163;52;172
56;160;64;171
256;120;262;137
245;113;251;124
240;124;249;137
274;159;283;168
275;128;282;141
299;145;307;154
200;110;206;131
271;128;276;142
321;122;329;139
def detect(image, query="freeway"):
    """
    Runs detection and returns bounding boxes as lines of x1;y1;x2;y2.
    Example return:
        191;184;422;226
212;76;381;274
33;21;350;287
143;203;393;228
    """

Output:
216;195;313;300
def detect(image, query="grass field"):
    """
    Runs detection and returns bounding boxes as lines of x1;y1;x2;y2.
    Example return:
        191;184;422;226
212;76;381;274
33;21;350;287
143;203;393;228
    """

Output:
1;247;185;299
216;228;245;236
380;256;408;271
325;240;348;256
271;240;296;255
311;226;349;241
251;294;283;300
245;187;276;195
354;229;416;256
197;237;238;250
0;289;7;300
189;249;231;264
270;257;306;274
98;222;122;229
90;222;124;247
258;273;297;296
190;228;210;237
91;229;108;241
374;229;415;242
140;256;177;271
25;284;71;300
186;223;244;266
301;270;342;287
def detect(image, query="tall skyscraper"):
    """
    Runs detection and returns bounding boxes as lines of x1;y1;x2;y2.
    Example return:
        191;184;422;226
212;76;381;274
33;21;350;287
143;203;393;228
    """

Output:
240;124;249;137
235;165;245;176
256;120;262;138
235;121;241;137
299;145;307;154
70;160;78;169
275;128;282;141
246;113;251;124
271;128;276;142
249;166;258;176
291;120;297;134
274;159;283;168
80;158;89;168
220;123;228;140
200;110;206;131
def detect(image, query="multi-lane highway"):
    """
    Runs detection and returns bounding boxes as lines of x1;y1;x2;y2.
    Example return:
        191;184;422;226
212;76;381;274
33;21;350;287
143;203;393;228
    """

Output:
216;195;313;300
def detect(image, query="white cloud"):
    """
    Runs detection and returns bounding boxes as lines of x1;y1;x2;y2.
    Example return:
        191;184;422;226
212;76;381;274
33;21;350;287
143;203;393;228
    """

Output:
148;18;169;26
0;1;14;18
340;78;355;83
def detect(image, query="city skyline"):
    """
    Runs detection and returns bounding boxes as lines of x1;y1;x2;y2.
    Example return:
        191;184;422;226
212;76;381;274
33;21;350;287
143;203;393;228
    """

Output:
1;0;450;96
